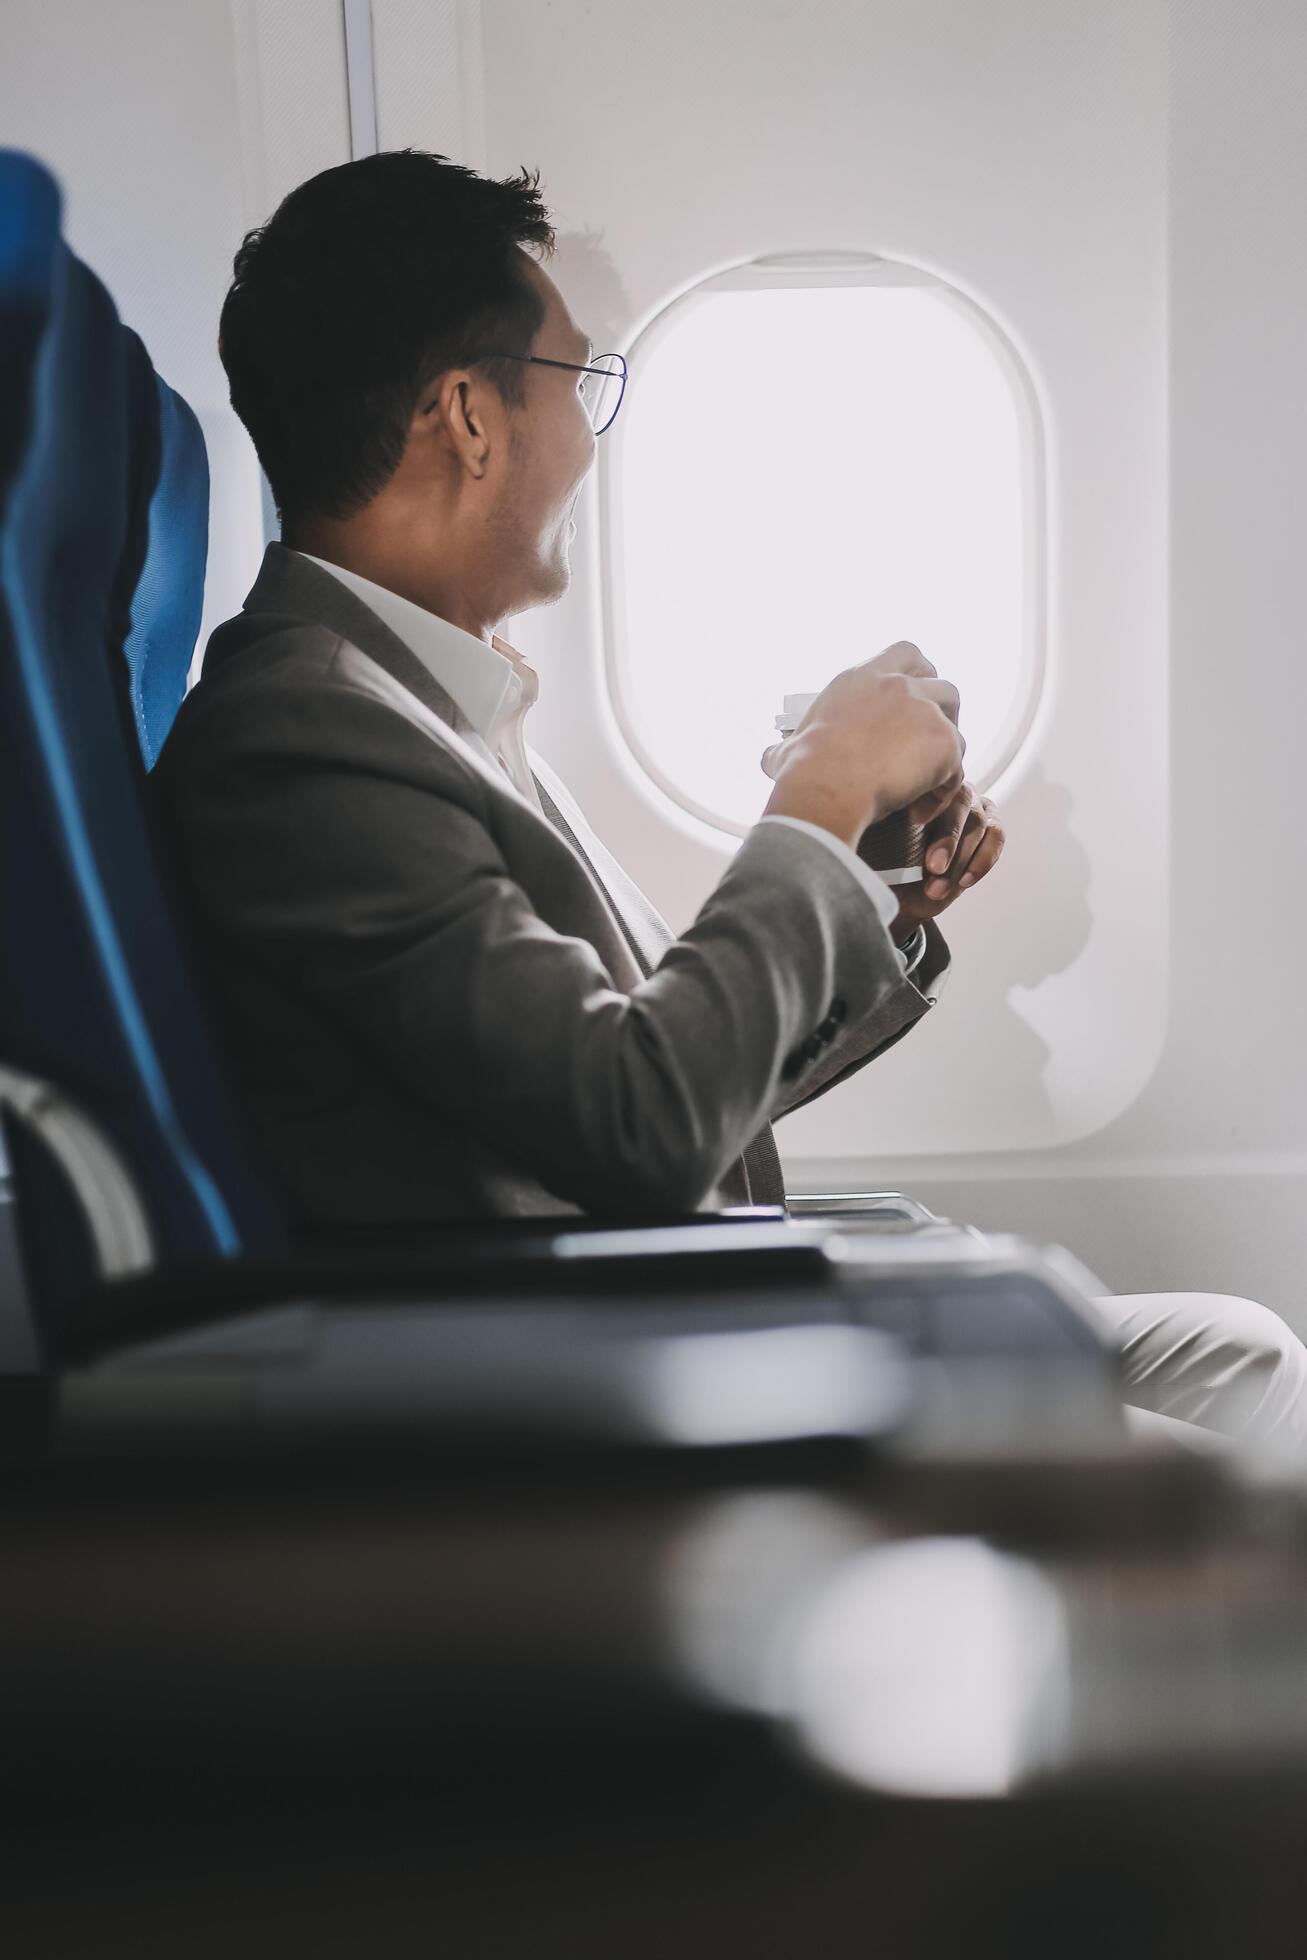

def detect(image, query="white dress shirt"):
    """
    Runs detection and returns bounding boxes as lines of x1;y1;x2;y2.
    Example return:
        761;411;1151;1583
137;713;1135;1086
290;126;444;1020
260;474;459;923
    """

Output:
294;551;902;938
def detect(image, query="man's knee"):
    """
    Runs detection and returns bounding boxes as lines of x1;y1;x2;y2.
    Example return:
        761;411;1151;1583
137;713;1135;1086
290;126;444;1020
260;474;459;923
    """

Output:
1207;1296;1307;1436
1096;1291;1307;1448
1197;1293;1306;1378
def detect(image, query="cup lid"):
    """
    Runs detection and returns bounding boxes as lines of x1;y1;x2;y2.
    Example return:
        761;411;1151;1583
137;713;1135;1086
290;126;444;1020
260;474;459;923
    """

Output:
775;690;819;733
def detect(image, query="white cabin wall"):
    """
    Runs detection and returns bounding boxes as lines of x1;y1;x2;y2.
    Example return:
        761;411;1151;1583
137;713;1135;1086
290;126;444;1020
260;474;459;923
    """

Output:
370;0;487;170
892;0;1307;1320
0;0;353;662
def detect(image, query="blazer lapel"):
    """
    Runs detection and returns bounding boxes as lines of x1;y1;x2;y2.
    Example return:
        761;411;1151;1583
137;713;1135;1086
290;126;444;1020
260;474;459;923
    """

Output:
241;544;482;744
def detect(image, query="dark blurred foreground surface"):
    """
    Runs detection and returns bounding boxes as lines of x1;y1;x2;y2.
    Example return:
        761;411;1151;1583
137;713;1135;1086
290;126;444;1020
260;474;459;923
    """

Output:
8;1341;1307;1960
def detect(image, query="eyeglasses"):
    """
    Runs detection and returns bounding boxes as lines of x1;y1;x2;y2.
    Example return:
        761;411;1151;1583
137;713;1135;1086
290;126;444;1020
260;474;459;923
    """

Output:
425;351;628;434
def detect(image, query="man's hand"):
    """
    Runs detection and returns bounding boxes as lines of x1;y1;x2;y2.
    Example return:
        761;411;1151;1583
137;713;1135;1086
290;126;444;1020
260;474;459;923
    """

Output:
892;781;1005;937
760;643;965;849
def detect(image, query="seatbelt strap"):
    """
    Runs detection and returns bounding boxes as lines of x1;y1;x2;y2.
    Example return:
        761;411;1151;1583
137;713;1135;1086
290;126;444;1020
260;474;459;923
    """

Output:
741;1124;786;1208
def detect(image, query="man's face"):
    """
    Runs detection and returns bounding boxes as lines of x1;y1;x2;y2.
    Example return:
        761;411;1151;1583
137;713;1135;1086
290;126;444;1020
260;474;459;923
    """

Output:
490;251;598;611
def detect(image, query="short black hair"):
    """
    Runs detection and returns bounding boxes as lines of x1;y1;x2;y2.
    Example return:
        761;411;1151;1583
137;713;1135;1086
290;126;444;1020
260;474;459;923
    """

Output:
218;149;557;524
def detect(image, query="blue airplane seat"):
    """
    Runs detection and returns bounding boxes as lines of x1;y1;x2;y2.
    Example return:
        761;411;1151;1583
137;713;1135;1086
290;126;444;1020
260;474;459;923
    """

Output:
117;318;211;770
0;150;287;1344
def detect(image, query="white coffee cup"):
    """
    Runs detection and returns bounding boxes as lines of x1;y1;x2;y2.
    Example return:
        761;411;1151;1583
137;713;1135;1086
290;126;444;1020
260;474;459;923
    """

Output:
774;692;925;886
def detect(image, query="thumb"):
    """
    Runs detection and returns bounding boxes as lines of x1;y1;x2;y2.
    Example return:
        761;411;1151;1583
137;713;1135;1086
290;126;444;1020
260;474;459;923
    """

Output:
906;768;965;827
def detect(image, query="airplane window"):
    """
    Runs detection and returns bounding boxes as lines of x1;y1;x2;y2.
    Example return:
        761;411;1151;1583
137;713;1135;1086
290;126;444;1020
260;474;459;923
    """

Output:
601;255;1045;837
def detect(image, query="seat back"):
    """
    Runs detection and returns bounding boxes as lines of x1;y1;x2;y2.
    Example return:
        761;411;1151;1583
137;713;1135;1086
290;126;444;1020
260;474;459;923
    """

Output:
0;150;286;1346
118;300;212;771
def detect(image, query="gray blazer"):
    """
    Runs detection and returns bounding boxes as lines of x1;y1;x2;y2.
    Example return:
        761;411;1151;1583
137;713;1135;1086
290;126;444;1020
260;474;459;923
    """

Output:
150;545;949;1227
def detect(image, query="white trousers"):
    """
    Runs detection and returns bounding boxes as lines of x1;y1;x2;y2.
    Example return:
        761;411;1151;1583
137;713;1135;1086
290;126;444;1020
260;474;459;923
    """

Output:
1090;1292;1307;1453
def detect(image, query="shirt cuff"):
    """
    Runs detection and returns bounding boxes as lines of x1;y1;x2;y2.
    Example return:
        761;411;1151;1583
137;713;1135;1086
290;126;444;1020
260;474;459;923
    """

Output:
756;815;901;937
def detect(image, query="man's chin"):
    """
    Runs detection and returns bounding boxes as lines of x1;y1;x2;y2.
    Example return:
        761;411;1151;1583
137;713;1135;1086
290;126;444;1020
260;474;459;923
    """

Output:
533;543;571;606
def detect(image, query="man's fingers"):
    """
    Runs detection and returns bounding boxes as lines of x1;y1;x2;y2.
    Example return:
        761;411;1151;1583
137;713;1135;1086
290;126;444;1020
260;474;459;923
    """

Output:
953;796;1000;879
906;764;965;829
924;805;982;896
954;801;1005;889
922;785;976;883
925;795;1004;896
920;677;961;726
866;640;936;680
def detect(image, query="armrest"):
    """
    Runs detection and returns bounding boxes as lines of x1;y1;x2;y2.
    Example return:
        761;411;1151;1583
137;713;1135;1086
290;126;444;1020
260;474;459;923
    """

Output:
58;1212;834;1367
785;1190;945;1227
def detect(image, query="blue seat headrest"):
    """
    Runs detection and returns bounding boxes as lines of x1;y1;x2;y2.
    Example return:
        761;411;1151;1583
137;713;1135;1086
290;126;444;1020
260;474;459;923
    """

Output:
0;148;286;1329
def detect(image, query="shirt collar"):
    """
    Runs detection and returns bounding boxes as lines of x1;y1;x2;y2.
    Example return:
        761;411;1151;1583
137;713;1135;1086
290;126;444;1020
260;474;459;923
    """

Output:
293;550;537;751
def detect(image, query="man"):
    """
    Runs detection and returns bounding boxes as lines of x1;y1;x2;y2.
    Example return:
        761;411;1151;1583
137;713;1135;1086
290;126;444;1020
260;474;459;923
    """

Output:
152;150;1307;1449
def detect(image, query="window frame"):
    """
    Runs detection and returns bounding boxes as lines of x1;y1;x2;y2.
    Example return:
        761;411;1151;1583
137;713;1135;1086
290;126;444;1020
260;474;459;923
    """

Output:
597;251;1048;839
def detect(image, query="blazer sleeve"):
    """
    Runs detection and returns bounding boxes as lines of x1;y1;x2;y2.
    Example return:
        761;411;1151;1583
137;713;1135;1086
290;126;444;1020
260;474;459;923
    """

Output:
156;666;920;1219
768;918;950;1120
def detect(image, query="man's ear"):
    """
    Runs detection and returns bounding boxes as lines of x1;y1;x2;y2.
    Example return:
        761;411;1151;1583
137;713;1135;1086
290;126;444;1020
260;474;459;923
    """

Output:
419;371;493;476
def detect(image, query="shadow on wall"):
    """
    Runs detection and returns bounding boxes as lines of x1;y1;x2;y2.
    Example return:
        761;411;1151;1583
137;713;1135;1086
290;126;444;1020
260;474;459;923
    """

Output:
549;224;631;369
919;762;1094;1137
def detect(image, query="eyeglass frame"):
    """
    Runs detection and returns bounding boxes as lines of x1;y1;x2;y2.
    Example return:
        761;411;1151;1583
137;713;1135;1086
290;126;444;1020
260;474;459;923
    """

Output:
421;351;628;434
